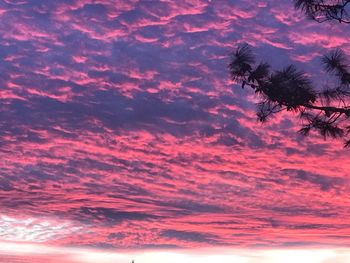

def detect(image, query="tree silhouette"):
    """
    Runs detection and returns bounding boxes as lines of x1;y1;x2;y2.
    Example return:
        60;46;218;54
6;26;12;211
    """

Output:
229;1;350;146
294;0;350;23
229;44;350;146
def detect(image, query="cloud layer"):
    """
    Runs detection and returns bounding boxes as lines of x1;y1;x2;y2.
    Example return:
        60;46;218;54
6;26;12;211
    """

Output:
0;0;349;251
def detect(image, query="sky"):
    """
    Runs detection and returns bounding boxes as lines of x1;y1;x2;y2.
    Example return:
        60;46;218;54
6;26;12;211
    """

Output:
0;0;350;262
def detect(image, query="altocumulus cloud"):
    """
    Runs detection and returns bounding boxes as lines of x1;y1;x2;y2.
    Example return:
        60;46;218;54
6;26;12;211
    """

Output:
0;0;349;252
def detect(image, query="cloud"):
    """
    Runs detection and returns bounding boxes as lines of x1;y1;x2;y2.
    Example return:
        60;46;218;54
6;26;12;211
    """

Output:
78;207;160;224
282;169;347;192
0;215;83;243
0;0;349;250
160;230;219;244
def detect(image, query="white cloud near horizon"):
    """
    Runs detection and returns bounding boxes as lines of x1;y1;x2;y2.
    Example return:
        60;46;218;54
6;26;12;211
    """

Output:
0;214;83;243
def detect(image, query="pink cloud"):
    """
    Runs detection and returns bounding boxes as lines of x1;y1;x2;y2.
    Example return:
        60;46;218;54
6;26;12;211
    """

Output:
0;0;349;252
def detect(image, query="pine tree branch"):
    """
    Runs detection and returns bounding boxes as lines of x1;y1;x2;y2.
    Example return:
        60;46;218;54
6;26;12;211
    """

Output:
303;104;350;116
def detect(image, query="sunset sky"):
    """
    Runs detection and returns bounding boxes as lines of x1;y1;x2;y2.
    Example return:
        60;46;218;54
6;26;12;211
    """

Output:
0;0;350;262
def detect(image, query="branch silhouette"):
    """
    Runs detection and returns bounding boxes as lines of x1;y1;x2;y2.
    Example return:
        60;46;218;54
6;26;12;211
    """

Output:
229;45;350;146
294;0;350;23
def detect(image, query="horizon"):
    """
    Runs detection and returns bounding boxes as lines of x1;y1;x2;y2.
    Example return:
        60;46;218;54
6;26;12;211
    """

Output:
2;242;350;263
